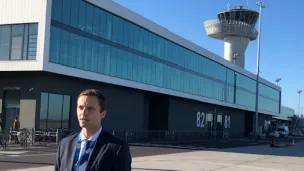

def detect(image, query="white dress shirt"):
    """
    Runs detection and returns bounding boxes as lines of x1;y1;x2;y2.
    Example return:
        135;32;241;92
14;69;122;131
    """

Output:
76;127;102;171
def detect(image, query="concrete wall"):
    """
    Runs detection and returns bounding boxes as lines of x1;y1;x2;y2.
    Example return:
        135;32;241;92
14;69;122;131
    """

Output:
219;107;245;135
168;96;245;135
19;100;36;129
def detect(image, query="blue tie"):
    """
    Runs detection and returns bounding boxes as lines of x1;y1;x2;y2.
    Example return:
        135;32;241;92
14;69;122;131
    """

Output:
79;140;92;166
85;140;92;150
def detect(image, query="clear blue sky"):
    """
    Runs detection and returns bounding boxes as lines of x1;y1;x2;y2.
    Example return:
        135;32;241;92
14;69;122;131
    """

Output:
113;0;303;114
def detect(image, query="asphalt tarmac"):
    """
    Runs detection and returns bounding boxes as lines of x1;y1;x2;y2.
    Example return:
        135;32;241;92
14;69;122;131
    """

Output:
0;138;301;170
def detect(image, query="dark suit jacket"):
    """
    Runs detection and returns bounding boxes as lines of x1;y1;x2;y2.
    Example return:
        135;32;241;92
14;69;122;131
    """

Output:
54;130;132;171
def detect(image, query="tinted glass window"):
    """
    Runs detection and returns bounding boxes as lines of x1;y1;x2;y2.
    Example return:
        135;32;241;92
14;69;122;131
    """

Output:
0;23;38;60
11;36;23;60
0;25;11;60
39;93;49;129
47;93;63;128
39;92;71;129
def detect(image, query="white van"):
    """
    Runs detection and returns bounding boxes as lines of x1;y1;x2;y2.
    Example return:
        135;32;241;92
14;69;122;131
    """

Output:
276;125;289;138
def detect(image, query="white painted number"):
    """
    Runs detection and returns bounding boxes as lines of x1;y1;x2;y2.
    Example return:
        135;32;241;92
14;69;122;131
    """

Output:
264;120;268;130
224;115;231;129
196;112;205;128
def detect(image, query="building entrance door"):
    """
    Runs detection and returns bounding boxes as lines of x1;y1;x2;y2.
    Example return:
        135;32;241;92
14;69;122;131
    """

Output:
205;112;214;135
5;106;20;130
2;90;21;130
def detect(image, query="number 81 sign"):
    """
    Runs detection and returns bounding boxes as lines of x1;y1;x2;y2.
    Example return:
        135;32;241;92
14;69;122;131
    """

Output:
224;115;231;129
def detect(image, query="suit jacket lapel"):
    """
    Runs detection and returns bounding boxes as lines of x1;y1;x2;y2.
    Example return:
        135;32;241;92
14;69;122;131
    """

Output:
67;135;78;171
86;131;108;171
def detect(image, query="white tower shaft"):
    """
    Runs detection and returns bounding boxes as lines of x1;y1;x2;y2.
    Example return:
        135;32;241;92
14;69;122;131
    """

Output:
224;36;250;68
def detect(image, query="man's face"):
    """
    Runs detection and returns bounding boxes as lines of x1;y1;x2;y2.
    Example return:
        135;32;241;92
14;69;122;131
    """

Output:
77;95;106;129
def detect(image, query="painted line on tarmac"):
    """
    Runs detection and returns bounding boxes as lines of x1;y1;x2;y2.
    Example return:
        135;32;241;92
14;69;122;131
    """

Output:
129;139;218;144
229;138;268;142
0;151;28;155
2;153;56;158
129;143;217;150
1;165;53;171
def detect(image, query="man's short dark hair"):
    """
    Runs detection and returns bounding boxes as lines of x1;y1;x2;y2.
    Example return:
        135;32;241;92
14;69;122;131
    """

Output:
78;89;106;112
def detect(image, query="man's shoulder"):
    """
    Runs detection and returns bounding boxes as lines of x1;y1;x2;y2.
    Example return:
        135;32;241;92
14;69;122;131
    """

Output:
59;132;78;145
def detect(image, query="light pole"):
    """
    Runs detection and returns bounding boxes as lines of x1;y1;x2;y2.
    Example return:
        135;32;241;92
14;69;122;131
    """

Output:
233;53;239;104
254;1;265;135
298;90;302;116
275;78;281;86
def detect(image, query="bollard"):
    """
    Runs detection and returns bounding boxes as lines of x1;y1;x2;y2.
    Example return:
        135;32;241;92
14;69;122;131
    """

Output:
32;128;35;145
56;129;59;145
173;131;175;141
270;137;276;148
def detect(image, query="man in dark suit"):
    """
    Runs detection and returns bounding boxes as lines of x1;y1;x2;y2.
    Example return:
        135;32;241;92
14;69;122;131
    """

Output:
54;89;132;171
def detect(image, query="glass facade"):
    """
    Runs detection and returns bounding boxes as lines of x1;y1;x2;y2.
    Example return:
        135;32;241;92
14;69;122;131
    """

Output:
39;92;71;129
50;0;280;113
0;23;38;61
280;106;294;118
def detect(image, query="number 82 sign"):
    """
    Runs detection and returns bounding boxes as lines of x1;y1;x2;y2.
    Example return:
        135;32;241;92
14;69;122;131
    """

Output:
196;112;205;128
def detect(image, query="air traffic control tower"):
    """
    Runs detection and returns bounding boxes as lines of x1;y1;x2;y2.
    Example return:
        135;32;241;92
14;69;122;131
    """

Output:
204;5;259;68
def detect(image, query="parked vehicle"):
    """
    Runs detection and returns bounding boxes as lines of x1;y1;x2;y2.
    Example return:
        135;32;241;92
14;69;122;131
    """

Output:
276;126;289;138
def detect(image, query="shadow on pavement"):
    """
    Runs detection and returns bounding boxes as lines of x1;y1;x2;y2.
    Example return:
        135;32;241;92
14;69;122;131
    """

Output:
131;138;304;158
131;146;193;158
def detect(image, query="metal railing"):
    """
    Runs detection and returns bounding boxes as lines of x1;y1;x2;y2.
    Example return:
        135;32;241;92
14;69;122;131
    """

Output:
124;130;232;143
0;128;262;150
0;128;76;150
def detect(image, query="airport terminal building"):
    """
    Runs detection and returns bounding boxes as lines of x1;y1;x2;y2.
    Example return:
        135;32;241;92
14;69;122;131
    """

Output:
0;0;286;137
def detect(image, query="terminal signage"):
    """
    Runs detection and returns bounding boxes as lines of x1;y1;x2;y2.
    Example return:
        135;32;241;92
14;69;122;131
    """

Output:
196;111;231;129
196;111;214;128
196;112;205;128
224;115;231;129
3;86;20;91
